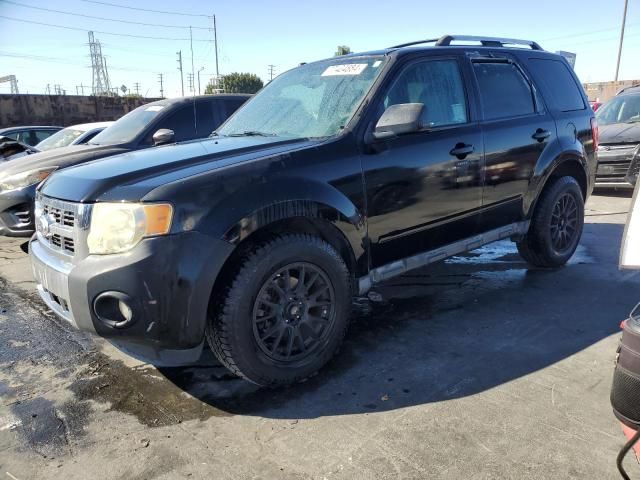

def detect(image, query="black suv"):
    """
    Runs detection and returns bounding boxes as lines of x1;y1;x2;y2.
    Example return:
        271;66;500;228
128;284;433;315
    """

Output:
0;94;250;237
594;84;640;188
29;36;597;386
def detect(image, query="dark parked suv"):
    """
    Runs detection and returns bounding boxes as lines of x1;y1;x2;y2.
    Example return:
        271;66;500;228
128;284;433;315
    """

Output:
30;36;597;386
0;94;250;236
594;84;640;188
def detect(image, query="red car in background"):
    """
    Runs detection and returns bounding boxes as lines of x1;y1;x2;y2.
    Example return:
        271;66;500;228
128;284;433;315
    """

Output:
590;100;603;111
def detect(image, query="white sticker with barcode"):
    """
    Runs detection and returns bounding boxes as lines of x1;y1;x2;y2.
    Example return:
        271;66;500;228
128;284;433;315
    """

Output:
321;64;368;76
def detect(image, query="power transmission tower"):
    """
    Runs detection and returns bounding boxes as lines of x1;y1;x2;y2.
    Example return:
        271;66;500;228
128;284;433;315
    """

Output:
88;31;112;96
176;50;184;96
615;0;629;81
75;83;86;95
268;65;276;81
134;82;140;96
0;75;19;94
158;73;164;98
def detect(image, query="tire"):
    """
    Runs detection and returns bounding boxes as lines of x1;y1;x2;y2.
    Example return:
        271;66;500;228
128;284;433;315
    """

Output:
517;176;584;268
206;234;352;386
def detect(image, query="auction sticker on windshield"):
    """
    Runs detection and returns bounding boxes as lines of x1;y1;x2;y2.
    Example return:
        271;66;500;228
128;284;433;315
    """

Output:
145;106;164;111
322;64;368;76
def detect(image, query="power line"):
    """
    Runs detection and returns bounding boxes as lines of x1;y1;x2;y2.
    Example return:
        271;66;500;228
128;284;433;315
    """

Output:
0;15;214;42
540;23;638;42
0;51;160;73
3;0;213;30
81;0;212;18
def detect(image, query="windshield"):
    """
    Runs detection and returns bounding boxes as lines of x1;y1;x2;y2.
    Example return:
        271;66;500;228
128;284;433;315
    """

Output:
596;94;640;125
36;128;84;151
217;56;386;139
89;103;167;145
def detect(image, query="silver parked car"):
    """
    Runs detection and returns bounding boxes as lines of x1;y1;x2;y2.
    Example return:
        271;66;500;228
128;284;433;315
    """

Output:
35;122;114;151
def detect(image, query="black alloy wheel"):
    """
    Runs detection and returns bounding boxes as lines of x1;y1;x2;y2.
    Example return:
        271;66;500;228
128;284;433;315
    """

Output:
549;192;579;253
252;262;336;363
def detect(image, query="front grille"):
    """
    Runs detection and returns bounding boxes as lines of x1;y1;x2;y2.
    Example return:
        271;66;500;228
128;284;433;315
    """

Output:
15;210;30;224
596;144;639;181
43;204;75;228
35;194;87;258
43;287;70;313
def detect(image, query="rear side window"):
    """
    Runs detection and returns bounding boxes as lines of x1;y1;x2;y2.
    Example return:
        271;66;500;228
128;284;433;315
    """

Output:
196;101;222;136
34;130;54;142
526;59;585;112
222;98;247;118
473;62;535;120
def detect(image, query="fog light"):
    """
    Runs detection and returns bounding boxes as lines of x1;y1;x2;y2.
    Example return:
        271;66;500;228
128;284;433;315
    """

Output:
93;292;136;329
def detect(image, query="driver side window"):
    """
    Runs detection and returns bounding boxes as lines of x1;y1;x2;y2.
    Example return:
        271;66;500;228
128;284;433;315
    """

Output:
383;59;468;128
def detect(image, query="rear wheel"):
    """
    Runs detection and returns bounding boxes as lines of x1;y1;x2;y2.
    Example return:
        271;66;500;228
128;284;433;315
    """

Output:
517;176;584;268
206;234;351;386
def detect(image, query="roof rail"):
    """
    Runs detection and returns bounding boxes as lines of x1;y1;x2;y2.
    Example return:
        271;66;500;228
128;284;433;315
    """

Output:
391;35;543;51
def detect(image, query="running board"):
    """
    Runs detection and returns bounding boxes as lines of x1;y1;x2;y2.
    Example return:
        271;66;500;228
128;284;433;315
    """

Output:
358;221;530;295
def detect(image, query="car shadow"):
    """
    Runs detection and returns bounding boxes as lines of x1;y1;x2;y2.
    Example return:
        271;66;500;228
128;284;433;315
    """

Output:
159;222;636;419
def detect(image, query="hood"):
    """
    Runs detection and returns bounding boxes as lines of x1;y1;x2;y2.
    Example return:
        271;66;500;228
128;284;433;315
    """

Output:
599;122;640;145
0;143;127;177
40;136;319;202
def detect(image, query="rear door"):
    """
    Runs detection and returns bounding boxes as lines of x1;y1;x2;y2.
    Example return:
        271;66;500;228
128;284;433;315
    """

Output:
470;57;557;230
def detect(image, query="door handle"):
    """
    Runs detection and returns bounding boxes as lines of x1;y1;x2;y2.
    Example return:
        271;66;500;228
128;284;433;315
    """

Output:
449;143;474;159
532;128;551;142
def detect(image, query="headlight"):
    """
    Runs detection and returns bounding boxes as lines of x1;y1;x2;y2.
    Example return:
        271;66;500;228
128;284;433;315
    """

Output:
87;202;173;255
0;167;57;194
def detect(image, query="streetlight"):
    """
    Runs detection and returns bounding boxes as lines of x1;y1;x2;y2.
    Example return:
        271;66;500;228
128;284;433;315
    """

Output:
198;67;205;95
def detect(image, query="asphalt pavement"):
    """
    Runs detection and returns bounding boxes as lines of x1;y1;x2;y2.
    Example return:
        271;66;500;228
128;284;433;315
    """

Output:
0;191;637;479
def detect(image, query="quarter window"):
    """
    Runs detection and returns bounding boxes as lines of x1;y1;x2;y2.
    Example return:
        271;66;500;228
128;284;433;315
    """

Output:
527;59;585;112
473;62;535;120
383;59;468;128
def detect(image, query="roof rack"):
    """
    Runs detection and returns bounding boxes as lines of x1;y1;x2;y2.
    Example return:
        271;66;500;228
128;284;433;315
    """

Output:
391;35;543;51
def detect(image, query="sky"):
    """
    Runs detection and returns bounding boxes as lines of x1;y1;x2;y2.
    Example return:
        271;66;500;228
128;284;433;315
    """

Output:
0;0;638;98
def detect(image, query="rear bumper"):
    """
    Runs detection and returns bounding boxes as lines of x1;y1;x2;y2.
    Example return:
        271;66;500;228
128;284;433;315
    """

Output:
0;185;36;237
30;231;235;364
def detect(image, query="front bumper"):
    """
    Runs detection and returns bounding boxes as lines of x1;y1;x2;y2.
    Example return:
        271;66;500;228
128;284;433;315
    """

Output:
0;185;37;237
30;231;235;364
595;144;639;189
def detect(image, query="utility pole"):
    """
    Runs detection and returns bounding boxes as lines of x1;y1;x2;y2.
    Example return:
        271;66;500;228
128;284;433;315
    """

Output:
615;0;629;82
177;50;184;96
198;67;204;95
268;65;276;81
213;15;219;87
45;84;51;95
190;26;196;98
134;82;141;96
158;73;164;98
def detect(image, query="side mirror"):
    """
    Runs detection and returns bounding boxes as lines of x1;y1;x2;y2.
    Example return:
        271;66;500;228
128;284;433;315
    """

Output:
152;129;175;146
372;103;424;141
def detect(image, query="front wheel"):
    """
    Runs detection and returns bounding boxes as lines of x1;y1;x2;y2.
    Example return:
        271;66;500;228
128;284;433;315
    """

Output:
206;234;352;386
517;176;584;268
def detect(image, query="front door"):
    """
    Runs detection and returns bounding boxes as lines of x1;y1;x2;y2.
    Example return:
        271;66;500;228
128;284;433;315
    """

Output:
362;56;484;267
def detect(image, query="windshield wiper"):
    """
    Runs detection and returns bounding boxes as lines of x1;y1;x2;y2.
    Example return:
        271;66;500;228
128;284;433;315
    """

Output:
227;130;277;137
